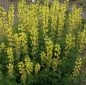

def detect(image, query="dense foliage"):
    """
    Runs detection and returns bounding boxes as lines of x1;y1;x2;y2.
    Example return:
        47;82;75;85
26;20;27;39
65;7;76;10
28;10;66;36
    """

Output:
0;0;86;85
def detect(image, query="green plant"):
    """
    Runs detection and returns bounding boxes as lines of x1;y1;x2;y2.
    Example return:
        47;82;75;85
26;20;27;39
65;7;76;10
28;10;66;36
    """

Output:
0;0;86;85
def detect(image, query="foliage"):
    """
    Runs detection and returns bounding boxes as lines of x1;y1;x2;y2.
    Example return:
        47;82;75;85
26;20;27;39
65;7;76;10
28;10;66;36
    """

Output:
0;0;86;85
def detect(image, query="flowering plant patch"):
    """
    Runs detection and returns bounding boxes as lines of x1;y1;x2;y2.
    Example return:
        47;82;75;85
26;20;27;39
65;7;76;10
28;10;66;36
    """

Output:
0;0;86;85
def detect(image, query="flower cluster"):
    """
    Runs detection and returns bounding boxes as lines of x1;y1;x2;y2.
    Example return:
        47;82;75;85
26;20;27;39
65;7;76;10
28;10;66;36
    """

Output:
0;43;6;51
8;5;14;27
72;57;82;77
34;63;41;73
24;55;33;75
7;47;14;78
67;5;82;33
53;44;60;59
45;37;53;65
66;33;75;52
18;62;26;83
13;32;28;57
77;29;86;52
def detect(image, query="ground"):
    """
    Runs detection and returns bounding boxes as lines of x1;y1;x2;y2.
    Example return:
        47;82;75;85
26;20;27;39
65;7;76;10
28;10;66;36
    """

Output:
0;0;86;20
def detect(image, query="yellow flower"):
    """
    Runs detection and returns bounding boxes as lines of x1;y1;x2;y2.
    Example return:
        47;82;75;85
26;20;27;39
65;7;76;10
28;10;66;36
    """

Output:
34;63;41;73
7;63;14;78
72;57;82;77
24;56;33;74
8;4;14;27
0;43;6;51
18;61;26;83
53;44;60;59
7;47;14;63
66;33;75;52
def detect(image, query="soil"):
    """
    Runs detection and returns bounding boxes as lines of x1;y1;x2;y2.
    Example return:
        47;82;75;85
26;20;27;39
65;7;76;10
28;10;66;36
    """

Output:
0;0;86;20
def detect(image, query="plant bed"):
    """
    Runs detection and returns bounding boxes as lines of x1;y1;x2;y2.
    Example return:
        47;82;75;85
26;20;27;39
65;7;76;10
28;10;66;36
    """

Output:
0;0;86;85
